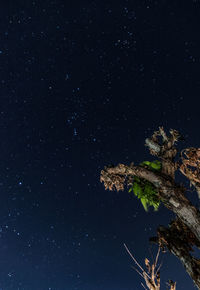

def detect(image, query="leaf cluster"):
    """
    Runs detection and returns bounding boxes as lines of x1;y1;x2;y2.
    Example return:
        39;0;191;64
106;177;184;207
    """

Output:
140;160;162;171
128;160;162;212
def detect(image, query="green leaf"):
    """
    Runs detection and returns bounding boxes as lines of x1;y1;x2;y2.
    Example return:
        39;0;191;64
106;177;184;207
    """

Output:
134;176;140;183
133;183;142;197
150;160;162;170
144;183;154;196
141;197;148;211
140;161;151;166
140;160;162;171
153;202;160;211
127;164;161;211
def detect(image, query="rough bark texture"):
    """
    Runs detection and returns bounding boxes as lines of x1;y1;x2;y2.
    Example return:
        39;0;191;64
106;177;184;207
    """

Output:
180;148;200;200
145;127;179;180
100;163;200;242
150;219;200;289
100;127;200;288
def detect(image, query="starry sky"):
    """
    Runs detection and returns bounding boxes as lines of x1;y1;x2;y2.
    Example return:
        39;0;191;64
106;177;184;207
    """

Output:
0;1;200;289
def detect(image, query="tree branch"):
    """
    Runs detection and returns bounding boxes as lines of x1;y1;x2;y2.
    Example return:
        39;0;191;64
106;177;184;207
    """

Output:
100;163;200;243
150;219;200;289
124;243;175;290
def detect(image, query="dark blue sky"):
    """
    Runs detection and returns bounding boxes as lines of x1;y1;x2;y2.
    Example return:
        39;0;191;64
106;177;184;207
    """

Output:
0;1;199;289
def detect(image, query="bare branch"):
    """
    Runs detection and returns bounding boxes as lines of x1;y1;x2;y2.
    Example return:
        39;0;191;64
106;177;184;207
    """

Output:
154;246;160;269
124;243;150;278
141;282;148;290
145;138;161;155
124;244;171;290
131;265;144;279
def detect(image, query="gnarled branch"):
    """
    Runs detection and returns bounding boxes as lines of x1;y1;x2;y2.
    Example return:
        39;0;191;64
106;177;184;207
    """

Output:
145;127;180;179
100;163;200;243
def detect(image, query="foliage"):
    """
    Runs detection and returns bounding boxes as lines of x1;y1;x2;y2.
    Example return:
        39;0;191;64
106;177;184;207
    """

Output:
140;160;162;171
128;160;162;211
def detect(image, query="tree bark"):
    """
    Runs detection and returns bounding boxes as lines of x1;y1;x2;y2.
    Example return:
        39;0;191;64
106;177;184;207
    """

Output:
100;163;200;243
150;219;200;289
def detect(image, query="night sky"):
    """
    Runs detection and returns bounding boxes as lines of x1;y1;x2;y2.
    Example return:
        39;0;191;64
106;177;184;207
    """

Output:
0;1;200;289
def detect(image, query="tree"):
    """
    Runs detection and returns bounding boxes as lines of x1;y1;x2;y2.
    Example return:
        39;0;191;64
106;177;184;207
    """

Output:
100;127;200;289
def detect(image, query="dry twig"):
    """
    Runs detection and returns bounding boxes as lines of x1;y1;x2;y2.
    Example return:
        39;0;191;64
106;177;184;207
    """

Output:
124;244;176;290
